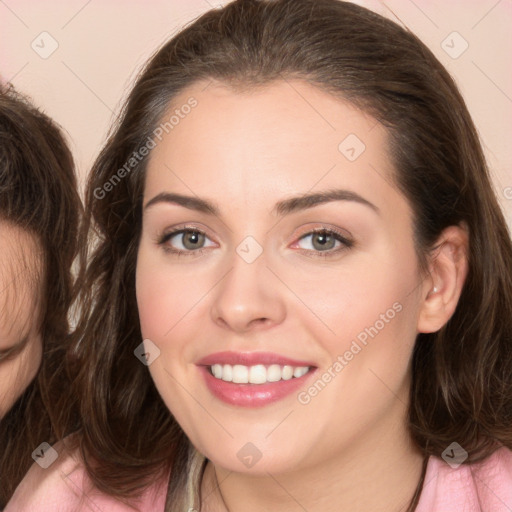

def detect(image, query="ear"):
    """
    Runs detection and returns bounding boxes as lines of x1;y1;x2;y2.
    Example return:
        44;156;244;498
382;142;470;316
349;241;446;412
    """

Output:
417;223;469;333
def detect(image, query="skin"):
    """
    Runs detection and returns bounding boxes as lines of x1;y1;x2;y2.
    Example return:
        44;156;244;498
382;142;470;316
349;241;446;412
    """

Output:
136;79;468;512
0;222;43;418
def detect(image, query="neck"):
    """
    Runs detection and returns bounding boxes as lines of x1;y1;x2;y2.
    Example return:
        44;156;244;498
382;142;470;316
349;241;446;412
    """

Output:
201;410;426;512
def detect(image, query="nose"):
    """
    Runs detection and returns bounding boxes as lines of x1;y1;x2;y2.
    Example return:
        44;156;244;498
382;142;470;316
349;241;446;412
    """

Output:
210;246;286;333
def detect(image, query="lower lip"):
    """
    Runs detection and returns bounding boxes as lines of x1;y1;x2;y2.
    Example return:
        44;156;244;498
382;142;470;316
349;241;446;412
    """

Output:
198;366;316;407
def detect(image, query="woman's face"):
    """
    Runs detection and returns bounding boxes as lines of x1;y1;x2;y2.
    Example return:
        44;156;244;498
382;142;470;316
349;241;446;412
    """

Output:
0;222;43;418
136;79;430;474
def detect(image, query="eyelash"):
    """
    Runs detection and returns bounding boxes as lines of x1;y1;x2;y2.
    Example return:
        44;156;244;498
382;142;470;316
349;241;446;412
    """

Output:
157;225;354;259
0;344;21;362
0;351;12;362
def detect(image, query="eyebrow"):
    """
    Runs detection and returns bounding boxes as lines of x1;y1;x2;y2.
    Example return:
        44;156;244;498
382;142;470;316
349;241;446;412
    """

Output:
144;188;380;217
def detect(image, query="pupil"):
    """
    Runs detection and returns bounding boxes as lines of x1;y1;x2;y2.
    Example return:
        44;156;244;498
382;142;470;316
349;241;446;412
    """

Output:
314;232;333;250
185;231;202;249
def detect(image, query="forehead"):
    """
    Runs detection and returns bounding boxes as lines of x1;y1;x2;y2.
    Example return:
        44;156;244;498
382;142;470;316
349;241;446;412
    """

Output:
144;79;398;211
147;80;392;192
0;222;42;342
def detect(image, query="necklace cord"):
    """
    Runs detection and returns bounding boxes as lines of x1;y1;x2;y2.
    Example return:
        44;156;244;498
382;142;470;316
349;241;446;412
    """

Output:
207;453;430;512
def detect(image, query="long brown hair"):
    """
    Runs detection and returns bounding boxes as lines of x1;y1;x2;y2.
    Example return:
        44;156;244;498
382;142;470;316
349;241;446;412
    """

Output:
0;84;81;505
67;0;512;510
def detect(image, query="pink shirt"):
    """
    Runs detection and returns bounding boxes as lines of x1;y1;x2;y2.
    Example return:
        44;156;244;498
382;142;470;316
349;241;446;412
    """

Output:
6;446;512;511
415;446;512;512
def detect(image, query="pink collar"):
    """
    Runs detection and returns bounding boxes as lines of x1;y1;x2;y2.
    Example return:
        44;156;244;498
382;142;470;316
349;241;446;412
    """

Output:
415;446;512;511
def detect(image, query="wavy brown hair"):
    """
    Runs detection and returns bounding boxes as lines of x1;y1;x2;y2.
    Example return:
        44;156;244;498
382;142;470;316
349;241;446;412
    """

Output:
64;0;512;510
0;84;81;506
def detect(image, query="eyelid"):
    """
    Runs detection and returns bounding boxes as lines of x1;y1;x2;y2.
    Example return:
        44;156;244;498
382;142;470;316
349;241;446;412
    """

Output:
290;225;354;257
292;223;353;242
157;223;216;245
0;334;30;361
0;342;25;362
156;224;217;257
156;222;352;242
0;349;14;362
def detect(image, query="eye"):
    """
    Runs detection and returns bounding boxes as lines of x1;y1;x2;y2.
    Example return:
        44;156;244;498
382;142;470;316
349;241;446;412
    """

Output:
157;226;216;256
0;348;15;362
0;336;28;362
293;227;354;258
156;225;354;258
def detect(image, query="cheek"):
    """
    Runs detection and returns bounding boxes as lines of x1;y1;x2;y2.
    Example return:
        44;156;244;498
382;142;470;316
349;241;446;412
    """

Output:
0;338;42;418
287;259;420;451
316;248;420;402
136;250;209;439
288;244;421;434
136;251;191;339
24;337;43;385
289;242;419;353
135;247;212;380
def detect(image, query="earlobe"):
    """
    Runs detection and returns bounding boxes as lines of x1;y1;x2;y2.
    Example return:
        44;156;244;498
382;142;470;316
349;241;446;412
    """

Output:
417;224;469;334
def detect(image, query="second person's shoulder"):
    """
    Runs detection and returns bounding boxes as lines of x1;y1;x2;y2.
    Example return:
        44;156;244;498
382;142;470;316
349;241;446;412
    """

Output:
4;437;169;512
5;438;89;511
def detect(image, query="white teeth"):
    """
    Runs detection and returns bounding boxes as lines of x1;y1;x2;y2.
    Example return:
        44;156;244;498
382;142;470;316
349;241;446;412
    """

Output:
209;363;311;384
293;366;309;378
222;364;233;382
267;364;282;382
212;364;223;379
232;365;249;383
249;364;267;384
282;365;294;380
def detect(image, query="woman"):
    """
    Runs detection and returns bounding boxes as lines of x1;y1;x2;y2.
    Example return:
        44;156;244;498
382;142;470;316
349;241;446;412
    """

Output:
7;0;512;510
0;84;81;507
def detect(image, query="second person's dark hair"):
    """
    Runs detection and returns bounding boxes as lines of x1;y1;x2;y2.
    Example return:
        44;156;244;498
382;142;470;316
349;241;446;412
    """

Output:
0;84;81;506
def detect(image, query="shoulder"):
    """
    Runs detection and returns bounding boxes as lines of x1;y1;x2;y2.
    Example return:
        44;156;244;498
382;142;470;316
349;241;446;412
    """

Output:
4;438;85;511
4;437;169;512
416;446;512;512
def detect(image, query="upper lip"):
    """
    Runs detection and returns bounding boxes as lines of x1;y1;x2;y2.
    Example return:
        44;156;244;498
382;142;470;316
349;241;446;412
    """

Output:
196;351;316;367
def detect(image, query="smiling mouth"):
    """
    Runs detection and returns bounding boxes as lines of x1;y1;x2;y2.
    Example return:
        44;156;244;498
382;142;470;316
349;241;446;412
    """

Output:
208;363;313;384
